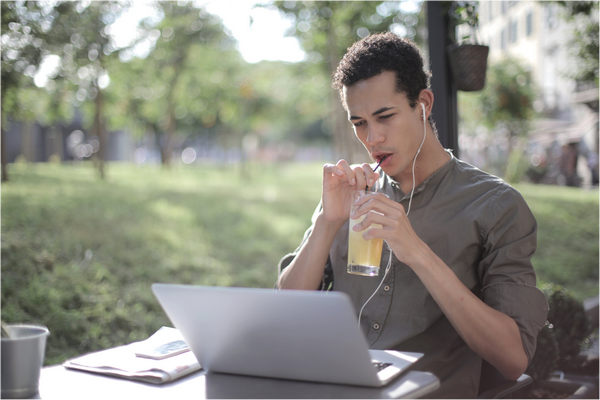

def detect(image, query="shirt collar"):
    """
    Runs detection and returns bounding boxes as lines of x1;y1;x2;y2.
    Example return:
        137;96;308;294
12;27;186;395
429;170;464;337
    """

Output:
379;149;456;201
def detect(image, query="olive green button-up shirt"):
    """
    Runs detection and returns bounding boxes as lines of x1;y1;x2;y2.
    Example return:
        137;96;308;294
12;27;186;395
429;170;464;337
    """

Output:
279;154;548;397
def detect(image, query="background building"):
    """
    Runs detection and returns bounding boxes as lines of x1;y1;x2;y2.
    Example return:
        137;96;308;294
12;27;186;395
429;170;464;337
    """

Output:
464;1;598;186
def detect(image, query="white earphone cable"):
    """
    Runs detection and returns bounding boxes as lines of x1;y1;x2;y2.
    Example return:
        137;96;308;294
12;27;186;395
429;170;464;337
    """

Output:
406;103;427;217
357;102;427;328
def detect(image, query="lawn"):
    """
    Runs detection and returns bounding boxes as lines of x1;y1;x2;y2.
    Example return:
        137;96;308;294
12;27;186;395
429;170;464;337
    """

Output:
1;162;598;365
518;183;599;300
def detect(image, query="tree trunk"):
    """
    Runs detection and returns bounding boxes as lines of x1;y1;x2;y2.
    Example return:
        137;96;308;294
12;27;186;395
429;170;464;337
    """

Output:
162;56;185;167
1;85;8;182
93;86;106;180
1;126;8;182
162;100;175;166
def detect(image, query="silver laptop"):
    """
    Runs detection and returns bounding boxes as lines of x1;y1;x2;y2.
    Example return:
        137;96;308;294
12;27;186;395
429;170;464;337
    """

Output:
152;284;423;387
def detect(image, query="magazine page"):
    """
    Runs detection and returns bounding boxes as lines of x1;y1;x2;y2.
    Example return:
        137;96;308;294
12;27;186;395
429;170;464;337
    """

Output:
63;327;201;384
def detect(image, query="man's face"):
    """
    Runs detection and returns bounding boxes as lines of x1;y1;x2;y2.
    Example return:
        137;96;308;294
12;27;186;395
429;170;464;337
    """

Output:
343;70;424;181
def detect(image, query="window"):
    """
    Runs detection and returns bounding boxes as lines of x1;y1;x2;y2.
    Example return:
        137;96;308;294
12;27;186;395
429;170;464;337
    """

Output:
500;28;506;50
509;19;518;43
545;5;557;29
526;12;533;36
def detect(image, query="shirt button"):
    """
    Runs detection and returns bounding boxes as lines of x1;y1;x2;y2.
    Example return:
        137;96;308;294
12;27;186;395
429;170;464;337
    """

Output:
383;285;391;292
372;322;380;330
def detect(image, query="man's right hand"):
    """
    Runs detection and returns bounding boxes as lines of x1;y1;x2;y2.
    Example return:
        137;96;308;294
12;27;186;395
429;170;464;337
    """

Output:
277;159;380;290
321;159;380;226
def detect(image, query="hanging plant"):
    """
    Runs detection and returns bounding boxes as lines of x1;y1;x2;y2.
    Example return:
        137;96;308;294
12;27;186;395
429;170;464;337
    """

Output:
447;1;489;92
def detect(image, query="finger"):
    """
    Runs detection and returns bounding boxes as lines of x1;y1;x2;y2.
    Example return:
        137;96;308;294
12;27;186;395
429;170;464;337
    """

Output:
355;192;392;214
352;211;387;232
362;226;386;240
352;163;371;190
361;163;380;189
323;163;344;180
336;159;356;186
359;207;404;231
323;163;335;177
323;161;355;187
364;195;405;217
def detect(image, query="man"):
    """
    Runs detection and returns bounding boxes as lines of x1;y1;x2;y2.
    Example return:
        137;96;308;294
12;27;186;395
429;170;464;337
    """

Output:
277;32;547;397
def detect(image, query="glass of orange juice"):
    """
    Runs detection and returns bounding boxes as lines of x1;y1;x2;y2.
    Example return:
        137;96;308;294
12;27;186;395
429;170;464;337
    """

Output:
347;190;383;276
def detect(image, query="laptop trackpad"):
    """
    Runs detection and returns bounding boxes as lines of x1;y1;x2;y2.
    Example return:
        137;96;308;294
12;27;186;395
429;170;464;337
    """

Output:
369;350;423;385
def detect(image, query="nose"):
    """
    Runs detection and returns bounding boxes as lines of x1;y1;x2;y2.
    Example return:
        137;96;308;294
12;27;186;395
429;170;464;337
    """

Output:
365;125;385;146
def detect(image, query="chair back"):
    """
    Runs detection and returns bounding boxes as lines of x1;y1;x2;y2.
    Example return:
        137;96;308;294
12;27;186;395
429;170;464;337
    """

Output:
478;361;533;398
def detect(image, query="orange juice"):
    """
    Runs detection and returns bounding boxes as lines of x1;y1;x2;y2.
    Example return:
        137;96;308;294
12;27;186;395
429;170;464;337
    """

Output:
347;208;383;277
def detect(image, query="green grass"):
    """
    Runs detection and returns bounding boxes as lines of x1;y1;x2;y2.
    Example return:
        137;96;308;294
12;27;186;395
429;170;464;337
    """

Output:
517;183;599;301
1;162;598;365
1;162;322;364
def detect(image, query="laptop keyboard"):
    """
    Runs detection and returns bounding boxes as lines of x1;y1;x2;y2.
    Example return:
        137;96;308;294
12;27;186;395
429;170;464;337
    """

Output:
372;361;392;371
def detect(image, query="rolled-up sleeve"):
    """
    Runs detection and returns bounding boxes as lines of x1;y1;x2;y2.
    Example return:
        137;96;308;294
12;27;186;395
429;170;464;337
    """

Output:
277;201;334;291
478;186;549;362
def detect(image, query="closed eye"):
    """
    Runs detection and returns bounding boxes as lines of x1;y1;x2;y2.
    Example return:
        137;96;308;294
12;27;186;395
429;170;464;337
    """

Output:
378;113;394;120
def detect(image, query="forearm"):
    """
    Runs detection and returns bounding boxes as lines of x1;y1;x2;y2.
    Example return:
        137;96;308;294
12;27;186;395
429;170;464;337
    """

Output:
410;243;528;380
277;212;343;290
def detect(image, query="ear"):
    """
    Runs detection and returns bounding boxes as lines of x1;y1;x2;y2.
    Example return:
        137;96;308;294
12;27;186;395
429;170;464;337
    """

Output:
417;89;434;120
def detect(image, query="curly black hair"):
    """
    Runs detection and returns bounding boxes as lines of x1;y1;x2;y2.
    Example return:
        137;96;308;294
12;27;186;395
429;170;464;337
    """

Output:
332;32;431;108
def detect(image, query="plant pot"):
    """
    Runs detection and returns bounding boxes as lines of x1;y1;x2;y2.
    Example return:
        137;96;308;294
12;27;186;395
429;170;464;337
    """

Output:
447;44;489;92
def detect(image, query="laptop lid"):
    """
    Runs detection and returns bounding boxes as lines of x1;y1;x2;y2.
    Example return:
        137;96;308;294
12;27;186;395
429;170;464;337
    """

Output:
152;284;421;387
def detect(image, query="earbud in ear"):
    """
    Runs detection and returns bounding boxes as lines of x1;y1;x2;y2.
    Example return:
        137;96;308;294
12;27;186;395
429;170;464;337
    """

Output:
420;103;426;122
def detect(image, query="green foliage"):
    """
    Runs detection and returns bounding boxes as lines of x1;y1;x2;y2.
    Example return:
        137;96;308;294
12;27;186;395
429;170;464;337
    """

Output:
547;289;593;370
270;1;425;162
271;1;424;73
41;1;127;121
2;0;337;171
526;323;559;382
516;183;599;301
120;2;238;164
504;142;530;184
460;58;538;178
447;1;481;43
557;1;599;85
478;58;537;138
527;286;596;383
1;1;56;121
1;162;322;364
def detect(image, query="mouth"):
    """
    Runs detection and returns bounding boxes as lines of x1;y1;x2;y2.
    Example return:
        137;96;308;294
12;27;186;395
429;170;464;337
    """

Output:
373;153;393;167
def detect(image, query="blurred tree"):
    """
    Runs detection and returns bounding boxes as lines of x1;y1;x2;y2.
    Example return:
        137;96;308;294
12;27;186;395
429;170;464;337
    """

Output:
243;60;330;144
557;1;599;86
1;1;56;181
478;58;536;181
113;1;239;166
41;1;128;179
479;58;536;148
2;1;131;178
126;2;241;165
269;1;425;163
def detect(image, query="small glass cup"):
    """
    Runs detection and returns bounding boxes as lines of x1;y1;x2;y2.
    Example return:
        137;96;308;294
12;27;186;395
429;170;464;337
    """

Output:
347;190;383;277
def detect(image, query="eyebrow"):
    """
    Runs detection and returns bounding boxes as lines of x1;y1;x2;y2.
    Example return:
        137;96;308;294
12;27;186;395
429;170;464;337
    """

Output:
349;106;395;121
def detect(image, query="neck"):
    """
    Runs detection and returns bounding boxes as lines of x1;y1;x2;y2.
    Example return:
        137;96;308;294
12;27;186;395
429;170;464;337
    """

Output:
391;127;451;194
